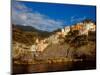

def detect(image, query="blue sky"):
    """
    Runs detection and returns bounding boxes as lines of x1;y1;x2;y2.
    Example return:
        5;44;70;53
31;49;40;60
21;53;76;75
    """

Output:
12;1;96;32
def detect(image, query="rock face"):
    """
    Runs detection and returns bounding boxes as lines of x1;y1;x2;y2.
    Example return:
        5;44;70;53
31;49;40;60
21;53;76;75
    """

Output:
36;41;96;61
12;19;96;62
76;42;96;60
36;43;70;60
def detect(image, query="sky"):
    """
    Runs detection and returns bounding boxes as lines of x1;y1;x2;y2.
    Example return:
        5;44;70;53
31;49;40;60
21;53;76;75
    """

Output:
12;0;96;32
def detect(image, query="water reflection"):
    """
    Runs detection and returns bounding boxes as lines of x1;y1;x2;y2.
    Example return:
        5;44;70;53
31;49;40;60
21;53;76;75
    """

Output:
13;60;96;74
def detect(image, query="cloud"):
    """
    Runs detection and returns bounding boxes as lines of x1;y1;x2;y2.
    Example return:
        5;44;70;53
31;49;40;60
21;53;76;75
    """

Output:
12;1;64;32
12;1;32;12
71;16;86;23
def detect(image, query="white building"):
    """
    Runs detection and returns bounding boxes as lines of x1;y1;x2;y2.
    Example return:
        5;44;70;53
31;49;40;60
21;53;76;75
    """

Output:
84;22;96;31
30;45;36;52
61;26;70;36
80;22;96;35
64;26;70;34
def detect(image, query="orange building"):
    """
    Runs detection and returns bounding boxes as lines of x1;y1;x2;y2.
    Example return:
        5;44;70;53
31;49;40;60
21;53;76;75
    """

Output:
71;24;84;31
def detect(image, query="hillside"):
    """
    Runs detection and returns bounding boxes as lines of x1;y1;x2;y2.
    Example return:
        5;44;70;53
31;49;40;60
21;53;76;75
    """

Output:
12;19;96;63
12;24;52;45
36;31;96;61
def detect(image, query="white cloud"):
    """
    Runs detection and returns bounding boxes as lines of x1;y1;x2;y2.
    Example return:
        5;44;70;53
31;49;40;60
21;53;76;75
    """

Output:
12;1;32;12
12;1;64;32
71;16;86;23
